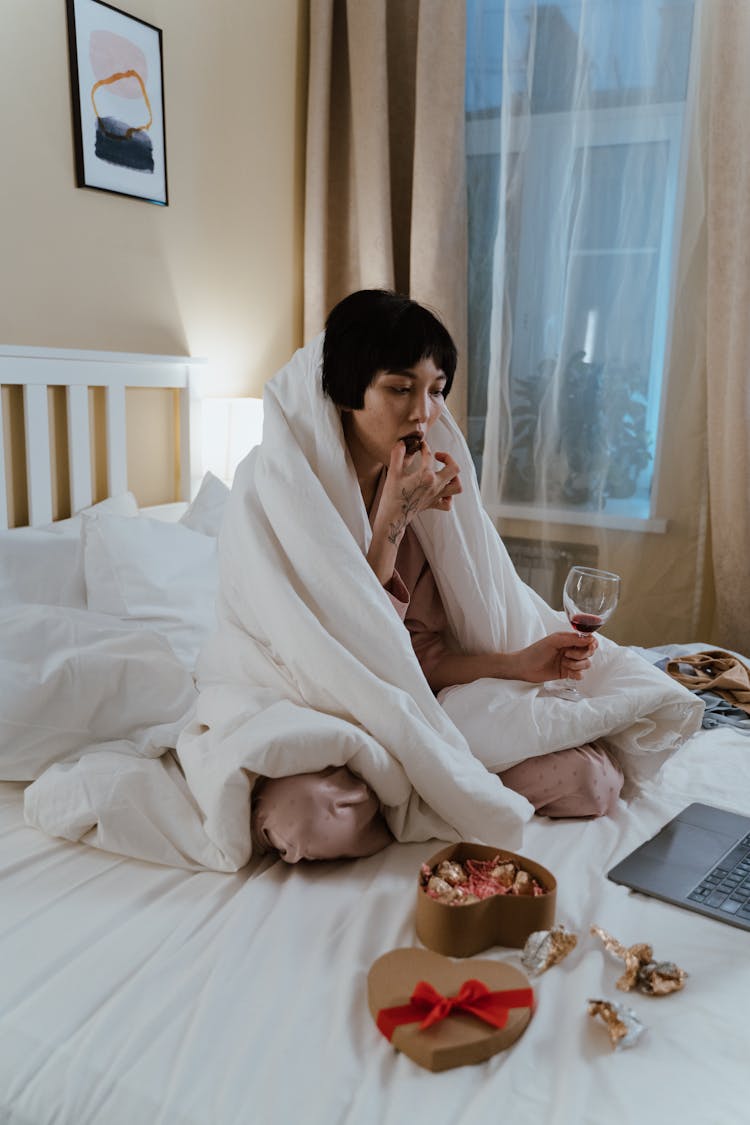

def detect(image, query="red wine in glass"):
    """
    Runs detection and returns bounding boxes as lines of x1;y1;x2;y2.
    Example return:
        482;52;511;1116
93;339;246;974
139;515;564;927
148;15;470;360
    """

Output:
554;567;621;701
568;613;603;635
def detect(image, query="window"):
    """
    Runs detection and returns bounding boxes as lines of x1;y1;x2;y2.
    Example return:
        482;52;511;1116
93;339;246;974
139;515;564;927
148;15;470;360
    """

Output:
466;0;696;526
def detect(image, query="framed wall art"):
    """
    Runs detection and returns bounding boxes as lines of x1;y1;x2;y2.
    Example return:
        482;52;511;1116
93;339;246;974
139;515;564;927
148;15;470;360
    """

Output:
65;0;168;205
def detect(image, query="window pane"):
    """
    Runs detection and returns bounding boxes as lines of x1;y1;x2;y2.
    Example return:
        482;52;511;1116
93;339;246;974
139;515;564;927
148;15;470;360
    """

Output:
466;0;695;116
577;141;669;252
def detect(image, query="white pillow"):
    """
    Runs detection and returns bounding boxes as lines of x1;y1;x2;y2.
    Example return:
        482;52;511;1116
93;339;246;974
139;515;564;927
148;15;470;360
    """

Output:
43;491;139;534
0;604;196;781
0;493;139;609
141;501;189;523
83;513;219;668
180;471;230;537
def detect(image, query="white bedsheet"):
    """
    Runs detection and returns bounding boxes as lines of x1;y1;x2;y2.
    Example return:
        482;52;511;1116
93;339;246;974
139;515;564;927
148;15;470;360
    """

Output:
3;725;749;1125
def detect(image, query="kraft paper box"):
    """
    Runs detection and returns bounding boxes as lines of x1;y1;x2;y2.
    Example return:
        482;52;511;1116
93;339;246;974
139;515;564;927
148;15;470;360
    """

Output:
368;947;535;1072
415;842;557;957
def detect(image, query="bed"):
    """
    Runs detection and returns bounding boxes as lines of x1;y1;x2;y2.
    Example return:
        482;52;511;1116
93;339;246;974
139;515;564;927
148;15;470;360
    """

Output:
1;348;749;1125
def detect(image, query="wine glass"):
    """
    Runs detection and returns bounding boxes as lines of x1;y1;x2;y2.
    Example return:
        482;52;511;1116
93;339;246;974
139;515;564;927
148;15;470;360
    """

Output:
555;565;621;701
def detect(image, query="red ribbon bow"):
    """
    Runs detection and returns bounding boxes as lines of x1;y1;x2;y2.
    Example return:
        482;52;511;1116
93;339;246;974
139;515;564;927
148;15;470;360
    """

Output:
376;979;534;1041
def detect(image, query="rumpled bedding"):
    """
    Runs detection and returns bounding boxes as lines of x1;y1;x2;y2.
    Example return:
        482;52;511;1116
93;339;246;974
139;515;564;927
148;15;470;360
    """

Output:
22;337;703;870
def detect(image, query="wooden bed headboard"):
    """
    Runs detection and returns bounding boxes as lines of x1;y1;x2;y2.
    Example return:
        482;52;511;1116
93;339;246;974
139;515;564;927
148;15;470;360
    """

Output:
0;346;207;529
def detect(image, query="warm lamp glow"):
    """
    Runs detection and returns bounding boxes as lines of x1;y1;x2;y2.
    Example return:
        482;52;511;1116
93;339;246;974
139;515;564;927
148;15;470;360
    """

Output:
200;397;264;487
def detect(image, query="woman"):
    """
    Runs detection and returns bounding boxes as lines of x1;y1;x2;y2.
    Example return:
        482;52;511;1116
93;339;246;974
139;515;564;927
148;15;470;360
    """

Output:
249;290;625;861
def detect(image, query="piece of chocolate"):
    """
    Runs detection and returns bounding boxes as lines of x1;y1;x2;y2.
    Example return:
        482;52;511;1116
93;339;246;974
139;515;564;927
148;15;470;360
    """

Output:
401;434;423;455
521;925;578;975
588;998;645;1050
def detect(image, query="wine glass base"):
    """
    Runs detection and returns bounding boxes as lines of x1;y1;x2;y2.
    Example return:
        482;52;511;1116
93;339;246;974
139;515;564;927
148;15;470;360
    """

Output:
541;681;583;702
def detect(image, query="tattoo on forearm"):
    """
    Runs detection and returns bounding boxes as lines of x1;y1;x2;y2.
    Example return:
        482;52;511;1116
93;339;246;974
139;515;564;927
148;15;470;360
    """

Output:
386;521;404;545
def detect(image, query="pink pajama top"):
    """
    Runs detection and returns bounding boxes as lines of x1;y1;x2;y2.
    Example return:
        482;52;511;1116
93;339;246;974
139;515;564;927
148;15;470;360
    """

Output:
369;472;451;690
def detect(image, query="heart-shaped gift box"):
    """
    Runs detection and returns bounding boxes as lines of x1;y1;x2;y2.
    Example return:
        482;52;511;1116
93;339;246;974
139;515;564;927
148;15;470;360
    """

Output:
368;947;534;1072
416;843;556;957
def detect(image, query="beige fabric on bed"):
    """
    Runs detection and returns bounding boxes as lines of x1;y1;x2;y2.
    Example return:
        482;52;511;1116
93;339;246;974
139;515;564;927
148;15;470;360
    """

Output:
704;1;750;653
303;0;469;430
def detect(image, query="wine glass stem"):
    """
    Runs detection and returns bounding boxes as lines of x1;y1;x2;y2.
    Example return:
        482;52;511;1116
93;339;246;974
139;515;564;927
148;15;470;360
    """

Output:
561;629;585;696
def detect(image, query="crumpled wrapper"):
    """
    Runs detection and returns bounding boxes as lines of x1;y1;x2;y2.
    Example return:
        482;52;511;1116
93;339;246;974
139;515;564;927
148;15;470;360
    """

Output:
420;854;545;905
425;875;480;906
590;925;687;995
521;925;578;975
588;998;645;1050
435;860;468;887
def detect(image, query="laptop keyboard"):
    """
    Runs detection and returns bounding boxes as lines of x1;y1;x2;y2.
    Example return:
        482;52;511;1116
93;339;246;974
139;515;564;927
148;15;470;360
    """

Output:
687;834;750;917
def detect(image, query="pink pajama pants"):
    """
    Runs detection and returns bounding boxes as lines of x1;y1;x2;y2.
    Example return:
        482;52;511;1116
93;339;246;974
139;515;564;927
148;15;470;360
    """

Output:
251;741;624;864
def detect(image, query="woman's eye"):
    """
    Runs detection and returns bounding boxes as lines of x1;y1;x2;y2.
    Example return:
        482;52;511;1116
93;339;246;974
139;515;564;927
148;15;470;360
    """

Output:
430;389;445;398
390;387;410;395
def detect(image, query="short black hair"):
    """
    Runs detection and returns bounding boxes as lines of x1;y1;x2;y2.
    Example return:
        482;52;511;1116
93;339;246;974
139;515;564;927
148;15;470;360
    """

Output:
321;289;457;409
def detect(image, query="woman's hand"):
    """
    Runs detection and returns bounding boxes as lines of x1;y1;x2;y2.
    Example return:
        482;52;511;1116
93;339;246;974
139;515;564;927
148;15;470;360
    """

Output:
512;632;598;683
377;440;462;544
365;440;461;586
418;631;599;694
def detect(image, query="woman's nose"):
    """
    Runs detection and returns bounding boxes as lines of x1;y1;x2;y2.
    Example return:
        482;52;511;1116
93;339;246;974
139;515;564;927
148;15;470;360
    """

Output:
409;394;431;423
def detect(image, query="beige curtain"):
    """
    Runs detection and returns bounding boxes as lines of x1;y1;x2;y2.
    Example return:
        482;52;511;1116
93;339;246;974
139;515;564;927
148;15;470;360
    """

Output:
704;1;750;652
304;0;469;430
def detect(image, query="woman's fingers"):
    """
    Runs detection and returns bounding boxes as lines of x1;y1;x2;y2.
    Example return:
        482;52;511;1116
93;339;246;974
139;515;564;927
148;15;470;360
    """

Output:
433;451;462;502
434;451;461;479
429;471;462;511
556;632;598;655
564;656;593;677
390;443;462;514
389;440;407;471
562;637;597;677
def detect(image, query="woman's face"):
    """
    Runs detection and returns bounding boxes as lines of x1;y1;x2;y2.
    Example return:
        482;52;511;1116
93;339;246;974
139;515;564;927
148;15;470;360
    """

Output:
343;355;447;470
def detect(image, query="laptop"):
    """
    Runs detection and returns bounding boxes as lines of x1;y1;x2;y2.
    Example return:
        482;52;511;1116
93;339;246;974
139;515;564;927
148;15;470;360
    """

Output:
607;802;750;932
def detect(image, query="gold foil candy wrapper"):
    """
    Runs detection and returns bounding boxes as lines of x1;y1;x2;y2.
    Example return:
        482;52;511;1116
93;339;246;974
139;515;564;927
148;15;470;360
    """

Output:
450;891;481;906
489;861;516;888
435;860;468;887
427;876;453;897
512;870;534;896
421;854;546;905
521;925;578;975
426;875;479;906
637;960;687;996
590;925;687;995
588;998;645;1050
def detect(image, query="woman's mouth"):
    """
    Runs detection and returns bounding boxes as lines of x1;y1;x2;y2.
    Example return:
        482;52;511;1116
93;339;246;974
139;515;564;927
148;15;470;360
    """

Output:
401;432;423;455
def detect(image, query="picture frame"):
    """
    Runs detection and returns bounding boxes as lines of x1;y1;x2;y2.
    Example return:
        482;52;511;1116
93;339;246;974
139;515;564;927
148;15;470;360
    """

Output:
65;0;168;205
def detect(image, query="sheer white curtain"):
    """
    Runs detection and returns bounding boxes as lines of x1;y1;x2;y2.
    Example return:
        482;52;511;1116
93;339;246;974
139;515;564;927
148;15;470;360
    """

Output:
466;0;707;647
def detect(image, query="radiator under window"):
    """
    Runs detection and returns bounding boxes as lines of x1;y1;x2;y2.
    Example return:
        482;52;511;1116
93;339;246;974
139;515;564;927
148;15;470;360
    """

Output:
502;536;599;610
